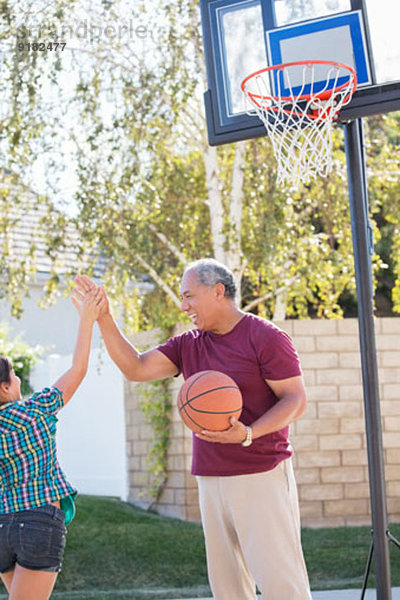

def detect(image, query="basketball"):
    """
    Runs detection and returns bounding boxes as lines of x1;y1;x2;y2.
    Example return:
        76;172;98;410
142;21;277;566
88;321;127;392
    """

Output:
177;370;243;433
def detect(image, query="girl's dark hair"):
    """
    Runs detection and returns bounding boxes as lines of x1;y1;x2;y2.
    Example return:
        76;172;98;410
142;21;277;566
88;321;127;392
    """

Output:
0;356;12;384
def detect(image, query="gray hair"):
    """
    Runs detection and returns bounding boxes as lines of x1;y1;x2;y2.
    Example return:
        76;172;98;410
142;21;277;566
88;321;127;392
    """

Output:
185;258;237;299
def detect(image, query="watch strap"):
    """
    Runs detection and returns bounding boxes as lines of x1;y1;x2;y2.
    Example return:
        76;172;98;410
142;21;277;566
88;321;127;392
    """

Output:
241;425;253;447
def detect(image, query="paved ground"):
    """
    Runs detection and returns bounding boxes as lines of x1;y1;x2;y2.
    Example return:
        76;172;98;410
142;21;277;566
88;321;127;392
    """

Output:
170;588;400;600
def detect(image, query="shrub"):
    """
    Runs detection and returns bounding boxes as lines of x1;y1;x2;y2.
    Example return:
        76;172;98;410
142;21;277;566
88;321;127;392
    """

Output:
0;323;42;395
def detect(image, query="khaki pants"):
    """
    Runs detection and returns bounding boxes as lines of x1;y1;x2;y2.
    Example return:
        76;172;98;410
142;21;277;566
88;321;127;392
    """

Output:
196;459;311;600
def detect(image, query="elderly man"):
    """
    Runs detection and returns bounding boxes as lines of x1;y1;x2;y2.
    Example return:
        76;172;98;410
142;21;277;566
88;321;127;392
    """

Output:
76;258;311;600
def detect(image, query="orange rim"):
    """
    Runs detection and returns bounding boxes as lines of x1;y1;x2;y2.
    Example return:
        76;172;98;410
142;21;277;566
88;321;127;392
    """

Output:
241;60;357;120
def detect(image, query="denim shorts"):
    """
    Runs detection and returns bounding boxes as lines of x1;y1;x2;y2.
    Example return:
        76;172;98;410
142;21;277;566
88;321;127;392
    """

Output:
0;505;67;573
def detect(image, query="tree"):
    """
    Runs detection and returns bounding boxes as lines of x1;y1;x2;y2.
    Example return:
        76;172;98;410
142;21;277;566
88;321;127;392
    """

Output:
0;0;398;330
367;114;400;314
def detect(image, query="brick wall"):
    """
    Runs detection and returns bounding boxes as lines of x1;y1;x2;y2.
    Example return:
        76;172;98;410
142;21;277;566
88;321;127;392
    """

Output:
125;325;200;521
124;318;400;528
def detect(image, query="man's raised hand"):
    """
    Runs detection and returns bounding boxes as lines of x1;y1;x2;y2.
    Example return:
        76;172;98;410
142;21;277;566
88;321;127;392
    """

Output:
74;275;110;319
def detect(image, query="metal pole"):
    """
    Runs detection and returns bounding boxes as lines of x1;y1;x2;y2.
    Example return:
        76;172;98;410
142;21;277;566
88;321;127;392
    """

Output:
344;118;391;600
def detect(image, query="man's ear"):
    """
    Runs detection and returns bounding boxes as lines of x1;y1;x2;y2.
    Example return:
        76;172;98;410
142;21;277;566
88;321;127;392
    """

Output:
215;282;226;300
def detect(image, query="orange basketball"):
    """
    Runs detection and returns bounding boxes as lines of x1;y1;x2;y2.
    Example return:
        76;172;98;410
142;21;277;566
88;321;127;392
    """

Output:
177;370;243;433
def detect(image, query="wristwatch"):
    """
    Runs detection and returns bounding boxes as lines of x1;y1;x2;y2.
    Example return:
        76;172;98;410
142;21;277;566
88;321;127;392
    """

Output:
241;425;253;447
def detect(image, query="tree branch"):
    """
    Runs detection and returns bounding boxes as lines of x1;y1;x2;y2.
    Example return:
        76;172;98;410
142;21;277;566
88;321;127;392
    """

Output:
203;145;226;262
148;223;188;267
134;253;181;308
242;277;298;312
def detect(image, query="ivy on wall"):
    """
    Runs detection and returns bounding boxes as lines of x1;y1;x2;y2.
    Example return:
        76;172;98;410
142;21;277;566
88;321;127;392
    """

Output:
138;378;172;504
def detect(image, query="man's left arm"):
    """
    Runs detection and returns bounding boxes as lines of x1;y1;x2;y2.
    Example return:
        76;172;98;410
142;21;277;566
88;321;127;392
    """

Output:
195;375;307;444
250;375;307;439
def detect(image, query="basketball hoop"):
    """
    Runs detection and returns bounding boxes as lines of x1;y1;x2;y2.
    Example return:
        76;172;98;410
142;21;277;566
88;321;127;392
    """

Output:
241;60;357;186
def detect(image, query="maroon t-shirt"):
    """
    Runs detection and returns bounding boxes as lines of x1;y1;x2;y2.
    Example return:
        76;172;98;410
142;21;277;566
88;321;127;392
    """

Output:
157;313;302;476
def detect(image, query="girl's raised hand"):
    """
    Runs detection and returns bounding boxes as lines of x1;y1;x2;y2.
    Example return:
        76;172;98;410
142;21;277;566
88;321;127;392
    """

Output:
74;274;96;293
71;287;104;322
74;276;110;319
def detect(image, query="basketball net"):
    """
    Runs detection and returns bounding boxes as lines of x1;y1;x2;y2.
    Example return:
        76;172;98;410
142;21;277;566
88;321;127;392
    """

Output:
241;61;357;186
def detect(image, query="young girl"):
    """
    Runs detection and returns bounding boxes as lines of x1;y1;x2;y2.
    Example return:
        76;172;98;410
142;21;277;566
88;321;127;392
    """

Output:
0;287;105;600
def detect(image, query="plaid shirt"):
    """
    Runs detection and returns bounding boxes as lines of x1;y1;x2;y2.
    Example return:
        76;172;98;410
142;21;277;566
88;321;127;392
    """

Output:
0;386;76;513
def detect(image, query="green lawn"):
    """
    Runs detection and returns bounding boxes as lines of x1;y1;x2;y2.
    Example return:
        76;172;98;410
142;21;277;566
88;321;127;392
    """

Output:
0;495;399;599
303;525;400;591
55;496;209;599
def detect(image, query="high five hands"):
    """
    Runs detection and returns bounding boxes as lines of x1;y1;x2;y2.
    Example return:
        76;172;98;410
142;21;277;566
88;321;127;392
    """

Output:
71;286;106;322
74;275;109;319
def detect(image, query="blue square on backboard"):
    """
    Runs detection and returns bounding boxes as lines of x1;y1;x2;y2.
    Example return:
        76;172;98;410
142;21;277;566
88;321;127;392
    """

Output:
266;11;372;97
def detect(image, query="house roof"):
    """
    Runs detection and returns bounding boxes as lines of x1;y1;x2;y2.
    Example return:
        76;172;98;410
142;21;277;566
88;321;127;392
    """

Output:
0;174;105;278
1;172;153;292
